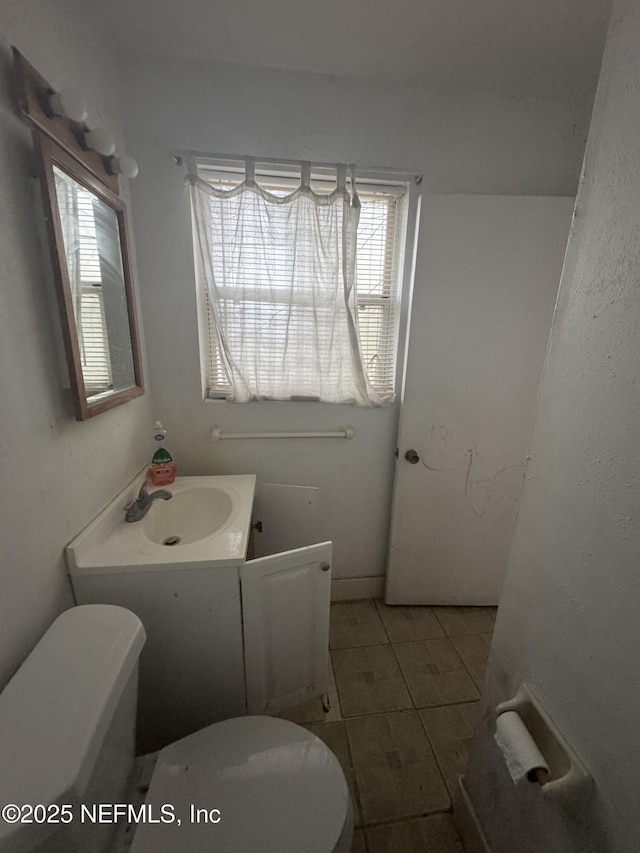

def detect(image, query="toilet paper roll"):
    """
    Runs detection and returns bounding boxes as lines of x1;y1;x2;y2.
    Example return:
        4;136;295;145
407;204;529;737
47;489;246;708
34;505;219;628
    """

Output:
495;711;549;785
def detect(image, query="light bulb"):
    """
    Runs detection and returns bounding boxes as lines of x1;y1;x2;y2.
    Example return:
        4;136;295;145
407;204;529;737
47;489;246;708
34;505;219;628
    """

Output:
84;126;116;156
47;89;88;123
110;154;139;179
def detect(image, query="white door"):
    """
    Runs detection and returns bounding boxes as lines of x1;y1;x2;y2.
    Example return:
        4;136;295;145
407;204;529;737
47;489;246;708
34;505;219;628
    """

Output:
386;195;574;605
241;541;332;715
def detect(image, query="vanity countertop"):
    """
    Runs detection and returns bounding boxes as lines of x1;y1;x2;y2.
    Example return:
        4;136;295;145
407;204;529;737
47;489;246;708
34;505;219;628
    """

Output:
67;473;256;575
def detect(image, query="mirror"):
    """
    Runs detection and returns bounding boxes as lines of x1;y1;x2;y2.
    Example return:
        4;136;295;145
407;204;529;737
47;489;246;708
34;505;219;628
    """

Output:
35;132;144;419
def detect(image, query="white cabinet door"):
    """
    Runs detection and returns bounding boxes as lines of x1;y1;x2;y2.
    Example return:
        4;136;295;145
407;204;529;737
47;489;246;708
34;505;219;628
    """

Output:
240;541;332;715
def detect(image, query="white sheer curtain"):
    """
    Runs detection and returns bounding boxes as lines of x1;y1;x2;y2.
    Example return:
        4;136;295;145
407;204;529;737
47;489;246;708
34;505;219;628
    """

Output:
189;159;383;405
54;168;83;332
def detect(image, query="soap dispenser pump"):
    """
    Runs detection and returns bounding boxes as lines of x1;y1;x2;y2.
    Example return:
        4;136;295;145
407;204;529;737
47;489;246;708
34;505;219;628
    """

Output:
147;420;176;486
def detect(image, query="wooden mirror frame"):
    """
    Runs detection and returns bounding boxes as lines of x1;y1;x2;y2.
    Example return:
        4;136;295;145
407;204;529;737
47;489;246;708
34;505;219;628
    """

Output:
35;131;144;420
13;47;144;420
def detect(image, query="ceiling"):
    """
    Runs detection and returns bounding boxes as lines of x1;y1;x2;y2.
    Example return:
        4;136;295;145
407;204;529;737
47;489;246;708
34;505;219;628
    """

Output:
105;0;611;99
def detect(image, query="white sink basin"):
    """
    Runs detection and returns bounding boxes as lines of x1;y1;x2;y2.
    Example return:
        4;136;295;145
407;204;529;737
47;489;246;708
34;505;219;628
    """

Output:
143;487;234;546
67;474;256;575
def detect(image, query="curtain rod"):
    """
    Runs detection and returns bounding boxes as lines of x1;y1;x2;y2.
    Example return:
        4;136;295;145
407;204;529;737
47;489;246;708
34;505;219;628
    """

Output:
171;149;423;185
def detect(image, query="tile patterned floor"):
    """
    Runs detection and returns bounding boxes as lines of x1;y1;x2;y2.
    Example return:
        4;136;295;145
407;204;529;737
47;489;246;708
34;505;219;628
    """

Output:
279;600;497;852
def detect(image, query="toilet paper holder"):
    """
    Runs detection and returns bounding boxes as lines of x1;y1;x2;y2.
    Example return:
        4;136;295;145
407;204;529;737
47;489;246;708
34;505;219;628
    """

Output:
495;684;593;805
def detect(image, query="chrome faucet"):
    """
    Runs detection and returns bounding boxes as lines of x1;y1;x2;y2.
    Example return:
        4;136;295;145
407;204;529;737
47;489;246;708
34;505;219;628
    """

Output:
124;483;172;522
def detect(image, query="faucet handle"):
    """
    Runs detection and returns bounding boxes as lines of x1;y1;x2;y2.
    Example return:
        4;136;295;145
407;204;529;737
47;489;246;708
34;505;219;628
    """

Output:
125;482;149;512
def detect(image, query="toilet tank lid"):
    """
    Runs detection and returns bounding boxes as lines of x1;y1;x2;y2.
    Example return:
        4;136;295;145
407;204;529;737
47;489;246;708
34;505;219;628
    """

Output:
0;605;145;848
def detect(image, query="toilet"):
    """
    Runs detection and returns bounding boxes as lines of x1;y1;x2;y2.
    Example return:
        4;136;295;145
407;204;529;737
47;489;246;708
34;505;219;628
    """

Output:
0;605;353;853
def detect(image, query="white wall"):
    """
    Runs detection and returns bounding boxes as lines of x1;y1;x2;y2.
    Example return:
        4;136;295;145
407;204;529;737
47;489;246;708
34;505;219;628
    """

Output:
463;0;639;850
0;1;153;688
123;53;593;582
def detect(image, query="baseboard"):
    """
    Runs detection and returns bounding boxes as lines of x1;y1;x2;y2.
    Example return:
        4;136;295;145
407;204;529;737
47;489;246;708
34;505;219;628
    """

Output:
453;775;492;853
330;576;385;601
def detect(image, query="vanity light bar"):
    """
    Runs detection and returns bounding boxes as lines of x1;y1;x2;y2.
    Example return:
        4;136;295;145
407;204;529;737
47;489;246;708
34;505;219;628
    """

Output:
13;48;138;187
13;47;119;193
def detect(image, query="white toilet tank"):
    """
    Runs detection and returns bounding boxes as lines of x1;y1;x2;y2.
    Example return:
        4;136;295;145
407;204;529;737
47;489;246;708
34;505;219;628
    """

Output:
0;605;146;853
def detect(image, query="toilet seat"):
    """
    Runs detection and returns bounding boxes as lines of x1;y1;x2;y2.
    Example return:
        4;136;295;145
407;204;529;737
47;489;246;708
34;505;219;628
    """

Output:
131;716;352;853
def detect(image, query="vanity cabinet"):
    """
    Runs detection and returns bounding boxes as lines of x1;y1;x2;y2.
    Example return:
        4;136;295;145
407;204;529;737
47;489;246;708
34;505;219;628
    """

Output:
71;541;332;753
67;473;332;752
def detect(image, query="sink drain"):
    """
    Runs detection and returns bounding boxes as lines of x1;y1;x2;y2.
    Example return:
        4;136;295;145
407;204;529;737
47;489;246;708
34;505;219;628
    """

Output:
163;535;181;546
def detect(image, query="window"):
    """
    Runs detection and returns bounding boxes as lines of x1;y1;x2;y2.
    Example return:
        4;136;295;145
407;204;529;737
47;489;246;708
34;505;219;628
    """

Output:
355;188;404;395
192;162;407;403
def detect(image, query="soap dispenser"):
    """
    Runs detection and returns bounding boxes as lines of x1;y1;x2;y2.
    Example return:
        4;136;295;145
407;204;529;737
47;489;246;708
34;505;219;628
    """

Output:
147;421;176;486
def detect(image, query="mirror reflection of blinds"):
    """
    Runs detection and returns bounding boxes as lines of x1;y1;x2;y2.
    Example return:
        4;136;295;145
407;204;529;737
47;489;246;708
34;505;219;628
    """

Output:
201;172;405;398
76;190;102;284
75;189;113;395
79;286;113;394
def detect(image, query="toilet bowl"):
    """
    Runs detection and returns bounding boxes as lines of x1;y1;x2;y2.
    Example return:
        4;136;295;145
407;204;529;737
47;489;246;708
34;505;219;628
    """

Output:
132;715;353;853
0;605;352;853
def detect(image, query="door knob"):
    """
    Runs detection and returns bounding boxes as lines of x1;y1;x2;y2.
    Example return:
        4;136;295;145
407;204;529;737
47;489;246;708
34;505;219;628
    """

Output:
404;449;420;464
